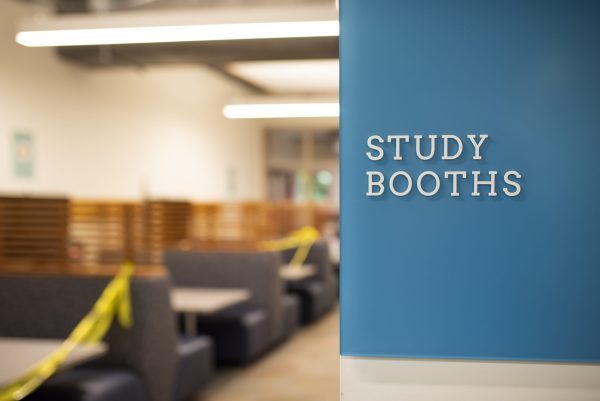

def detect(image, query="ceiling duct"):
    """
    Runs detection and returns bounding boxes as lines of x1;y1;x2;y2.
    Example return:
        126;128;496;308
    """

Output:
54;0;161;13
46;0;334;13
15;0;339;92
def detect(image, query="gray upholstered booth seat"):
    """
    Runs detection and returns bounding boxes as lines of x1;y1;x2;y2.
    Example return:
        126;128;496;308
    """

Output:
0;272;213;401
164;250;286;363
0;274;175;401
287;279;329;324
282;294;301;339
192;303;270;365
26;368;145;401
281;241;338;324
174;336;214;401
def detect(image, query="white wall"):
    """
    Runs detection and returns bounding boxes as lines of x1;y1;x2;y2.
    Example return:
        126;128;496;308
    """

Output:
0;1;265;201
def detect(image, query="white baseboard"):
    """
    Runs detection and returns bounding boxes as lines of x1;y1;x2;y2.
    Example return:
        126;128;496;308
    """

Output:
341;356;600;401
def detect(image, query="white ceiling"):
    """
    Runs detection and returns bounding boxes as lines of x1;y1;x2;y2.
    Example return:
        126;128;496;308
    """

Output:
226;59;339;95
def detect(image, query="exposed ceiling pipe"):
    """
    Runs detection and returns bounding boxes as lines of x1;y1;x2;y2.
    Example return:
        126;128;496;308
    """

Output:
90;0;161;11
53;0;161;13
40;0;335;13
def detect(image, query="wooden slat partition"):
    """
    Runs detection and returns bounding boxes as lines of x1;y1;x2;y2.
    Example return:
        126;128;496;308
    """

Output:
69;201;163;267
267;202;315;236
0;196;338;268
0;196;69;270
241;202;280;240
251;201;338;238
188;203;220;242
146;201;192;248
0;264;166;278
189;202;271;243
185;201;339;250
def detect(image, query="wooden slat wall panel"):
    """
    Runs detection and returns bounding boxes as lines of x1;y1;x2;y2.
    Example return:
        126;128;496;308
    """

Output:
146;201;192;248
186;201;339;250
188;203;219;242
0;196;69;271
0;264;166;278
0;197;338;269
69;201;163;267
189;203;250;243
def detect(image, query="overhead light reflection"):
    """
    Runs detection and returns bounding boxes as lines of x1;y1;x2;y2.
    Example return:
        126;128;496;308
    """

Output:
223;102;339;119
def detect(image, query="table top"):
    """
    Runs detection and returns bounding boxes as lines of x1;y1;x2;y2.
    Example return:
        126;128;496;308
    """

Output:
280;264;317;281
328;239;340;266
171;287;251;314
0;337;107;387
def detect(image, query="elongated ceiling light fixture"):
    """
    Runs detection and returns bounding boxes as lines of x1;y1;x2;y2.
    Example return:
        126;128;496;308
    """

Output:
16;18;338;47
223;102;339;119
16;4;339;47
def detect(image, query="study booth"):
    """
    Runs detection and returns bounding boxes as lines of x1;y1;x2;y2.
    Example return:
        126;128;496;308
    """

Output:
0;196;338;401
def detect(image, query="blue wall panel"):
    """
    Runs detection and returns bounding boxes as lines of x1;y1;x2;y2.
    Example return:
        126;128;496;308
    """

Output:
340;0;600;361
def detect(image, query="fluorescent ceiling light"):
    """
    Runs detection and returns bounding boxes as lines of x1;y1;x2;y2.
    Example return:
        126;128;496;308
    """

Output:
226;59;339;94
223;102;339;119
16;20;339;47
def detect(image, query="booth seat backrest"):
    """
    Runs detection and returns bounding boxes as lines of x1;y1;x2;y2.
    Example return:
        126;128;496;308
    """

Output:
0;273;177;401
164;250;284;343
282;240;336;285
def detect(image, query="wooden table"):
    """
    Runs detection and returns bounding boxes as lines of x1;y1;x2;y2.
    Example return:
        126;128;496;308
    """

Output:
0;337;107;387
171;287;251;336
280;264;317;282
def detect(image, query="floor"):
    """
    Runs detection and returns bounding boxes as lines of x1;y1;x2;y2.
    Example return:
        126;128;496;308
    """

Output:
198;308;339;401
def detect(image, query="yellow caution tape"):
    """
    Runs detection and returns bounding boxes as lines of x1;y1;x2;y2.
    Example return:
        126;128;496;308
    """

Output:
259;226;320;267
0;262;135;401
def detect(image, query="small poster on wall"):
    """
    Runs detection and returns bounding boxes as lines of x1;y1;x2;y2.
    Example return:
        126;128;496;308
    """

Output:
13;131;34;178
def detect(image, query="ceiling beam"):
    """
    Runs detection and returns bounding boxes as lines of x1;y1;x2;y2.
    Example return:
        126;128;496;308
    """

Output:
56;36;338;66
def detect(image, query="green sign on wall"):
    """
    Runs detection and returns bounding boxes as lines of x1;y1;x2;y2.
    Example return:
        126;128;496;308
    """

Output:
13;132;34;178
